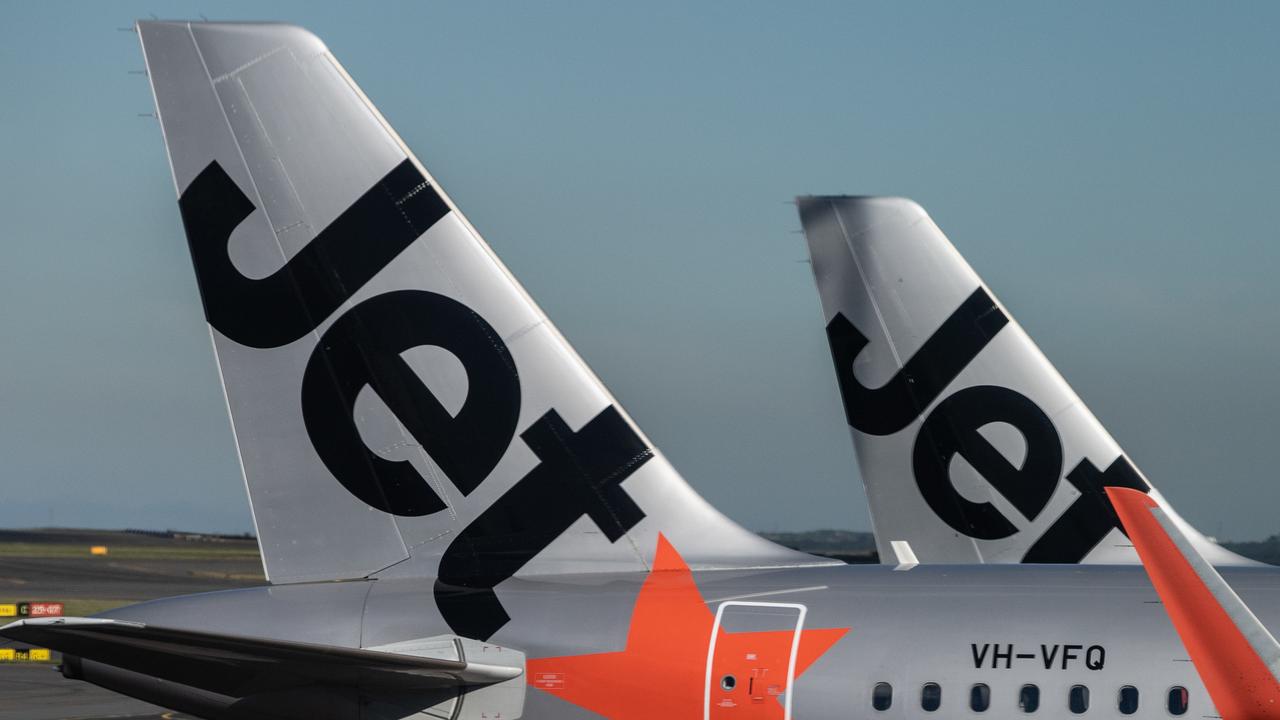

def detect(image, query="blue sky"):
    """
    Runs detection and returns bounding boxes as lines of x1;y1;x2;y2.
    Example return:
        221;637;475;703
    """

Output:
1;2;1278;539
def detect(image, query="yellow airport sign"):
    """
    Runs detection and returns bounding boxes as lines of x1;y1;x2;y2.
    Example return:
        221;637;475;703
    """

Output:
90;545;109;556
0;604;16;617
0;648;53;663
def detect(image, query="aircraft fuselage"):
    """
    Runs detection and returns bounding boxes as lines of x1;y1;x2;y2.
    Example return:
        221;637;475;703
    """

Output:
89;561;1273;720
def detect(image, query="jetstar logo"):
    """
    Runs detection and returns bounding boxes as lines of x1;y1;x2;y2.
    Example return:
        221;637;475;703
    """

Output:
528;536;848;719
825;288;1151;562
180;159;654;640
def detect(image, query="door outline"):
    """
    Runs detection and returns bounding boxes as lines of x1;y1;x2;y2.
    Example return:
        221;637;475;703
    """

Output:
703;601;808;720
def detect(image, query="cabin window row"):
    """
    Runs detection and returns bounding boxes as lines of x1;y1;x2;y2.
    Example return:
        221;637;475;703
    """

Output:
870;682;1190;715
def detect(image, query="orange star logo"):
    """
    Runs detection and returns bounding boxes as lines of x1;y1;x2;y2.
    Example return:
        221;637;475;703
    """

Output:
528;535;848;719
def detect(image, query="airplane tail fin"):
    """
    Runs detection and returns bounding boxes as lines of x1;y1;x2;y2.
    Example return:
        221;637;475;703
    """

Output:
136;21;814;638
797;196;1247;565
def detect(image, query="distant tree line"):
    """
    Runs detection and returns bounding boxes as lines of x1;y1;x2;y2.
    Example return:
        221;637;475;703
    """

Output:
761;530;879;564
763;529;1280;566
124;528;256;543
1221;537;1280;565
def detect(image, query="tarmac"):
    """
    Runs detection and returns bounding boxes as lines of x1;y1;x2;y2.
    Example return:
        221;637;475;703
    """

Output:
0;553;260;601
0;528;263;602
0;529;262;719
0;664;196;720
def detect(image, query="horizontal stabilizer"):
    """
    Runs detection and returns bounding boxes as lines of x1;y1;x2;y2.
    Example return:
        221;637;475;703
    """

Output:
0;618;522;698
1108;487;1280;720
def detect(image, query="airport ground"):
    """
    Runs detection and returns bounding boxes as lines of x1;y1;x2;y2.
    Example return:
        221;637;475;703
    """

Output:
0;529;263;720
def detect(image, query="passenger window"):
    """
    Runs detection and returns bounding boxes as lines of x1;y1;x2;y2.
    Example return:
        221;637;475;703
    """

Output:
922;683;942;712
1020;684;1040;713
1119;686;1140;715
1167;686;1188;716
1069;685;1089;714
872;682;893;711
970;684;990;712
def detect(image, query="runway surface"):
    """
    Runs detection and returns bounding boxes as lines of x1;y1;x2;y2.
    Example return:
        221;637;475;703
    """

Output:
0;528;263;602
0;553;259;601
1;529;262;718
0;665;196;719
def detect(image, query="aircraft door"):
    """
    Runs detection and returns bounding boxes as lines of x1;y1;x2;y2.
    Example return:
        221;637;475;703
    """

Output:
704;602;805;720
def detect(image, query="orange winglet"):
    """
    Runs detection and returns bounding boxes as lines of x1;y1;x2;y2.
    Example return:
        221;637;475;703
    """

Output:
1107;487;1280;720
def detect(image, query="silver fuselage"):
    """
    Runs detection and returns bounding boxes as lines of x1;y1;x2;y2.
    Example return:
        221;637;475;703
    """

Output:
89;562;1279;719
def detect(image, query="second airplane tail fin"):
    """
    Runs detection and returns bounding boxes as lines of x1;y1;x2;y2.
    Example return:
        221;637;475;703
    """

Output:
797;196;1247;565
